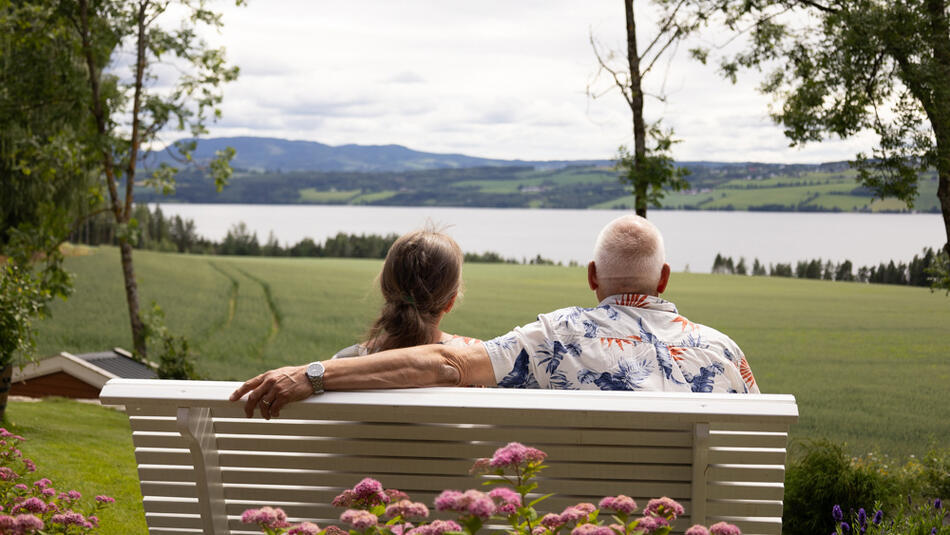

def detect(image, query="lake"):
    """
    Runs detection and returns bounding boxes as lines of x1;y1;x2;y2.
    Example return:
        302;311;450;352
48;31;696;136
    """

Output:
153;204;946;273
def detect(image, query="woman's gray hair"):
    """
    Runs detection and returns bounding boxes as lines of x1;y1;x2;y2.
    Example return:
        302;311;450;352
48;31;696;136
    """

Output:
592;215;666;294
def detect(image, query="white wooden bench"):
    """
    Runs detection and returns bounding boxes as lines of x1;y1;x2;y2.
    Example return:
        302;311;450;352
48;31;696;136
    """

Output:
100;379;798;535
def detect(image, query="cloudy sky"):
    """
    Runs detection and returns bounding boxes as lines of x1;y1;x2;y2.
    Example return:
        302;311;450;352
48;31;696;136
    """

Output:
191;0;876;163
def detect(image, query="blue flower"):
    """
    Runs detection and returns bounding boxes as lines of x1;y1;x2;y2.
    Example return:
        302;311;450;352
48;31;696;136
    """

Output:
934;498;942;510
857;508;867;528
840;521;850;533
833;505;843;522
872;510;883;525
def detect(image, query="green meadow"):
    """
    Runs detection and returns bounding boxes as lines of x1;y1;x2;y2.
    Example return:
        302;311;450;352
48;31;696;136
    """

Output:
34;247;950;458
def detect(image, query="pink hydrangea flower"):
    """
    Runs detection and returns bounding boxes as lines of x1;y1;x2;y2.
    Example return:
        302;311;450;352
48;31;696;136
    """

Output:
0;515;15;531
434;489;495;518
14;513;43;532
241;507;290;530
0;467;17;481
324;525;349;535
643;497;684;520
95;495;115;504
571;524;615;535
541;513;566;529
469;458;492;474
709;522;741;535
489;442;547;468
635;516;670;534
87;515;100;528
386;489;410;502
489;487;523;515
33;479;51;489
385;500;430;520
560;504;595;523
340;509;379;530
685;525;711;535
13;497;46;514
41;489;55;498
13;484;27;492
333;479;392;508
22;459;35;472
406;519;463;535
599;495;639;515
288;521;322;534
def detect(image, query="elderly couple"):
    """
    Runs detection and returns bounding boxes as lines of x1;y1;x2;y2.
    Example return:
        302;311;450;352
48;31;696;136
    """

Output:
231;215;759;419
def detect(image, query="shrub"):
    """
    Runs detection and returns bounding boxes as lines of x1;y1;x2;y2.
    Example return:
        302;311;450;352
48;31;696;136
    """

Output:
783;440;896;535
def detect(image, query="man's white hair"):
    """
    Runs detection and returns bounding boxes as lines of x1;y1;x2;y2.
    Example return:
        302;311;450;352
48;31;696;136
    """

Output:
593;215;666;293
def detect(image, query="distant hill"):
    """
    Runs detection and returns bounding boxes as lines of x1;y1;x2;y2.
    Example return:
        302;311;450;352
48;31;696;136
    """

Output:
150;137;610;172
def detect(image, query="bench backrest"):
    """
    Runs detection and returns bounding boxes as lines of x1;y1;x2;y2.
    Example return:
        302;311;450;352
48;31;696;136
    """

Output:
100;379;798;535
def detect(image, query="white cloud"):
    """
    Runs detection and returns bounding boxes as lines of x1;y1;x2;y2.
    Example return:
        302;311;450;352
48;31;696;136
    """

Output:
189;0;876;163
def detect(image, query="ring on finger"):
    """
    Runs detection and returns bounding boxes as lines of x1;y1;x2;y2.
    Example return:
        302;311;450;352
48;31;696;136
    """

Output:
261;399;271;406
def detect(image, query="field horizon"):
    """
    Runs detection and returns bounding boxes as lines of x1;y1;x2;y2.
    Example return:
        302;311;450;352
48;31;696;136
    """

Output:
33;246;950;458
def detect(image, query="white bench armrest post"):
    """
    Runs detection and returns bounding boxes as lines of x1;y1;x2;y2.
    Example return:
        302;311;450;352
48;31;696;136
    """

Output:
177;407;229;534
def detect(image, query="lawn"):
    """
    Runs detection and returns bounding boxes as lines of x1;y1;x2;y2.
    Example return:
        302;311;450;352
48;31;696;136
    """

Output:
3;399;147;535
34;247;950;458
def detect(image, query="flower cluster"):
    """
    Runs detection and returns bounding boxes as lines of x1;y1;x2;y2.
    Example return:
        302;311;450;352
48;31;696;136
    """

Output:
242;442;742;535
831;499;949;535
0;428;114;534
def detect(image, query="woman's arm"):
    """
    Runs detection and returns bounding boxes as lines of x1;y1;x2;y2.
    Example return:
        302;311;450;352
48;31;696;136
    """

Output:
229;343;495;419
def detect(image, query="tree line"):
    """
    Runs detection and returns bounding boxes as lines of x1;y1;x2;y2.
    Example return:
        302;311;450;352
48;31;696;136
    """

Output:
68;205;565;265
711;250;948;288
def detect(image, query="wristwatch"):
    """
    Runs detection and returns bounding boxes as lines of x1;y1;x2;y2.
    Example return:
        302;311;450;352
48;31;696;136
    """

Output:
305;361;325;395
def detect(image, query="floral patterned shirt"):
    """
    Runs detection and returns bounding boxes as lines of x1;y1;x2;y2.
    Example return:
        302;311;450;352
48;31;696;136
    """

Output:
483;293;759;393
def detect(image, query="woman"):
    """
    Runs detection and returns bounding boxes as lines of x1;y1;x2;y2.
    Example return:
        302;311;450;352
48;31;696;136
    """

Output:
333;227;478;358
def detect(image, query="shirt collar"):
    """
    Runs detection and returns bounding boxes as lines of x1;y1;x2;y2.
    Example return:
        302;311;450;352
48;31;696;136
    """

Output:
599;293;678;314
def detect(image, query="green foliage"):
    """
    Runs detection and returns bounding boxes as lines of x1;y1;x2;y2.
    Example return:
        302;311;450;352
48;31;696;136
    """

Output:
613;125;690;213
783;440;897;535
712;0;950;254
0;263;47;368
144;303;199;379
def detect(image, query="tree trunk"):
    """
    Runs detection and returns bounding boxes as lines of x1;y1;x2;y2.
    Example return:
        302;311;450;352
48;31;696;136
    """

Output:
119;239;147;356
624;0;648;218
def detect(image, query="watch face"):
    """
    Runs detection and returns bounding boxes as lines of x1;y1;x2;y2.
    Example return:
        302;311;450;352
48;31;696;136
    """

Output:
307;361;325;378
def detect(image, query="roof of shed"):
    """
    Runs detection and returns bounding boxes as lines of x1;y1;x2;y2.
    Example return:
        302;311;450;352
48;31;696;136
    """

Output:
74;349;157;380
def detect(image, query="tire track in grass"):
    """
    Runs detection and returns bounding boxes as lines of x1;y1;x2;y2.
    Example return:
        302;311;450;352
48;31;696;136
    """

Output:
234;266;282;348
208;261;240;329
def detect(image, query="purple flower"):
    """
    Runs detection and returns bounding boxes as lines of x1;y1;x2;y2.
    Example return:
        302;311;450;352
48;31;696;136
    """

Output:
406;519;463;535
533;527;548;535
434;490;463;511
929;528;936;535
0;468;18;481
95;495;115;504
643;497;684;520
469;458;492;474
858;508;867;528
841;522;850;533
560;504;595;523
324;526;349;535
709;522;742;535
340;509;379;530
0;516;14;531
599;495;638;515
288;521;322;534
833;505;844;522
22;459;36;472
635;516;670;534
685;526;711;535
934;498;942;510
489;442;547;468
434;489;494;518
872;510;883;525
33;478;51;489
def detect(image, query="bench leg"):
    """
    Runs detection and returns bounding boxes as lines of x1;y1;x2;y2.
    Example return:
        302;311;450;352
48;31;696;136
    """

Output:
178;407;230;534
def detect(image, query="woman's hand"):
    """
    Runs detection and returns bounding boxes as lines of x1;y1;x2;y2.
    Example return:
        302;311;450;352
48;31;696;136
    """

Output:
230;365;312;419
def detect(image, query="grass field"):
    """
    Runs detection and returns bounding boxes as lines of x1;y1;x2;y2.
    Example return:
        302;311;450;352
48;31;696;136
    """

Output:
3;399;147;535
34;247;950;458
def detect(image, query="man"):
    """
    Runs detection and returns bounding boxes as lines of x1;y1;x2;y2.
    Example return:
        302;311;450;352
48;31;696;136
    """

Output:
231;215;759;419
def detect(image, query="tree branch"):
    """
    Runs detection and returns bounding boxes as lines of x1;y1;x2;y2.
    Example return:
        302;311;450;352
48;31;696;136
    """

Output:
642;27;683;77
590;33;633;107
641;0;689;57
